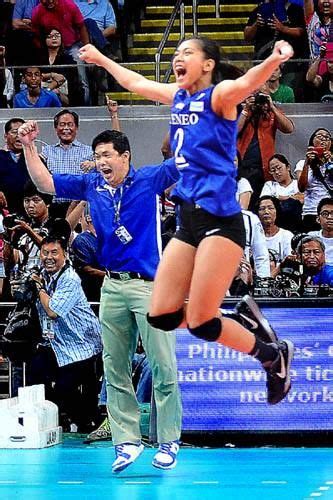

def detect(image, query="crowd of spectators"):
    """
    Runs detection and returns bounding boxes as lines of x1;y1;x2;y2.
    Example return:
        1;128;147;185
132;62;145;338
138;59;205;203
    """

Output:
0;0;332;436
0;0;147;105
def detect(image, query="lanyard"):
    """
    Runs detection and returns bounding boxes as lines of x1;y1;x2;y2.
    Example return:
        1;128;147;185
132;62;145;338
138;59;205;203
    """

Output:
105;185;123;225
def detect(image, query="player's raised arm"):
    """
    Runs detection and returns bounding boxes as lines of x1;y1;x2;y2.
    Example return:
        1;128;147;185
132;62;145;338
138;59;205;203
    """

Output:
18;121;56;195
79;44;178;105
213;40;294;113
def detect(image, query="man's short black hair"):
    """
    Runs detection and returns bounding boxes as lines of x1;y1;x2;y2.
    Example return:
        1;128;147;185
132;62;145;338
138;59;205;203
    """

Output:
4;118;25;134
41;234;68;252
92;130;131;157
23;180;53;206
53;109;79;128
317;197;333;215
23;66;41;75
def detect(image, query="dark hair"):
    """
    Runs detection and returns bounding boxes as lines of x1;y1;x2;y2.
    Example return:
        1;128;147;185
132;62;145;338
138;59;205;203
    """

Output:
296;235;325;254
291;232;308;252
23;180;53;206
317;197;333;215
257;195;282;225
53;109;79;128
4;118;25;134
268;153;290;168
41;234;68;252
92;129;131;157
23;66;41;76
308;127;332;147
181;36;222;84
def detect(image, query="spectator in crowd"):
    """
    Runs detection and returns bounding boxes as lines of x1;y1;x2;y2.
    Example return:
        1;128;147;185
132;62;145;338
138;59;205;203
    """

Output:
40;109;93;218
304;0;333;60
295;127;333;231
306;43;333;102
260;153;303;232
266;65;295;103
23;235;103;432
0;46;14;107
235;152;253;210
297;234;333;286
242;208;271;278
257;195;293;275
19;122;182;473
74;0;118;56
237;88;294;209
10;0;39;66
0;118;30;214
0;191;9;298
13;66;62;108
38;28;80;106
31;0;90;104
244;0;309;61
308;198;333;265
71;207;105;301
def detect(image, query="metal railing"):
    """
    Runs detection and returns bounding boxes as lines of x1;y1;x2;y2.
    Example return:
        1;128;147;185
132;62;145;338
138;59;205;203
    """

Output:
154;0;199;91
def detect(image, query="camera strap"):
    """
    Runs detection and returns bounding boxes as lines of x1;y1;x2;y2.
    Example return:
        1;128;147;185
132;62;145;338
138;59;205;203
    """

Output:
314;165;333;197
43;262;70;296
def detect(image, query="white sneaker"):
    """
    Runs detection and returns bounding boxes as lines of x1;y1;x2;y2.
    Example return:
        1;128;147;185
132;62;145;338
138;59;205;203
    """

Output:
112;442;144;473
152;441;179;470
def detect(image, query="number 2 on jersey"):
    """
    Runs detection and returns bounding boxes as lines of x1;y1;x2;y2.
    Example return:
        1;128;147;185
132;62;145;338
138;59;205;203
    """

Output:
174;128;189;169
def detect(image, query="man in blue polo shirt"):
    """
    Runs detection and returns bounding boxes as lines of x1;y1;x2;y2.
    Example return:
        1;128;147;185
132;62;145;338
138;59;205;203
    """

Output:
18;120;182;473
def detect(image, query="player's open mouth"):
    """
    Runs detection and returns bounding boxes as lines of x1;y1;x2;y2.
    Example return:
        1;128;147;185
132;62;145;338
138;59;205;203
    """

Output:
175;67;186;79
101;168;113;175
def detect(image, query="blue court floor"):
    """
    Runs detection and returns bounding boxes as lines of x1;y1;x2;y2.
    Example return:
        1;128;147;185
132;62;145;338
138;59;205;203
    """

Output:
0;436;332;500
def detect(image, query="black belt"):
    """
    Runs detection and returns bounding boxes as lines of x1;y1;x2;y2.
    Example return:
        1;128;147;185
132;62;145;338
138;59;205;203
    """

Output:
105;270;153;281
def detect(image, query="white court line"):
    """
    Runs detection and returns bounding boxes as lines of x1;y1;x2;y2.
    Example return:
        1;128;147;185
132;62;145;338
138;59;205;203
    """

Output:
193;481;219;485
261;481;287;484
58;481;84;485
0;481;17;484
310;493;322;497
124;481;152;485
319;487;330;491
326;481;333;485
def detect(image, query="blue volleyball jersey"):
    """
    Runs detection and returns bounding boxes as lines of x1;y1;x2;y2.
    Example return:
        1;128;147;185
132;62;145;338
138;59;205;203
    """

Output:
170;86;241;217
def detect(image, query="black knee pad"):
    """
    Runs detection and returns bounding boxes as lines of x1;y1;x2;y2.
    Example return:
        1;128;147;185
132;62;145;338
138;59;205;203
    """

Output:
147;308;184;331
188;317;222;342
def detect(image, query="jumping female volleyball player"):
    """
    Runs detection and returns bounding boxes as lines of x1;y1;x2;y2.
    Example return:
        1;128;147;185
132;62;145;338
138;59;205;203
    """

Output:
79;37;294;404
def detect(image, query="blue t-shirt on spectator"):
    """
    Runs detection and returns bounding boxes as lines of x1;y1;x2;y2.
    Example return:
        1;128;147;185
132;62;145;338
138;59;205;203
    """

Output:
74;0;116;31
312;264;333;287
13;0;39;20
13;88;62;108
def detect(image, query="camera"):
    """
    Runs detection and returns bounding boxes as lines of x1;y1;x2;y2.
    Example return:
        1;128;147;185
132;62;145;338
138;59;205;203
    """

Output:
3;213;24;229
254;92;270;107
10;266;41;303
254;275;300;298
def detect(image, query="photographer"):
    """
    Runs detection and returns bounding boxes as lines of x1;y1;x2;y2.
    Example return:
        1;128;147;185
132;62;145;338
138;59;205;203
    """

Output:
295;128;333;231
25;235;102;432
237;87;294;209
306;43;333;102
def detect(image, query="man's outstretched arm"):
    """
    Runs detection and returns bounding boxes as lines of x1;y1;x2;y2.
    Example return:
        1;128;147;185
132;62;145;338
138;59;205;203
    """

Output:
18;120;55;195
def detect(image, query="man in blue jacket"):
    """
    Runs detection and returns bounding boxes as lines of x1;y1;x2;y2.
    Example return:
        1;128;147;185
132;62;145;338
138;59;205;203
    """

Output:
18;121;182;473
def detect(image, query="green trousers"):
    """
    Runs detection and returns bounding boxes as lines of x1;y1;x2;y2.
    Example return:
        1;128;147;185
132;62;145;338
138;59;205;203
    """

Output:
99;277;182;445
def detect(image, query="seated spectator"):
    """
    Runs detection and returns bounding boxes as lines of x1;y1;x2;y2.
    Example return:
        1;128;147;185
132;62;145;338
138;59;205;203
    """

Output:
266;65;295;103
304;0;333;60
0;46;14;107
261;153;303;232
38;28;80;106
295;127;333;231
257;195;293;275
306;44;333;102
31;0;90;104
235;152;253;209
13;66;62;108
308;198;333;265
242;208;271;278
24;235;103;432
10;0;39;67
244;0;309;61
71;208;105;301
297;234;333;286
237;87;294;209
74;0;118;56
0;118;30;214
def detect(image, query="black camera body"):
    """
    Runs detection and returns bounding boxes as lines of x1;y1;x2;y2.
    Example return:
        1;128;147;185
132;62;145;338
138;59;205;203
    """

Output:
3;213;24;229
254;92;270;107
10;266;40;304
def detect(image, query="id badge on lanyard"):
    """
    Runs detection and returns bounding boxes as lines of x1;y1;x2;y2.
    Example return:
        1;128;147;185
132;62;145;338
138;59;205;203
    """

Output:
109;185;133;245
